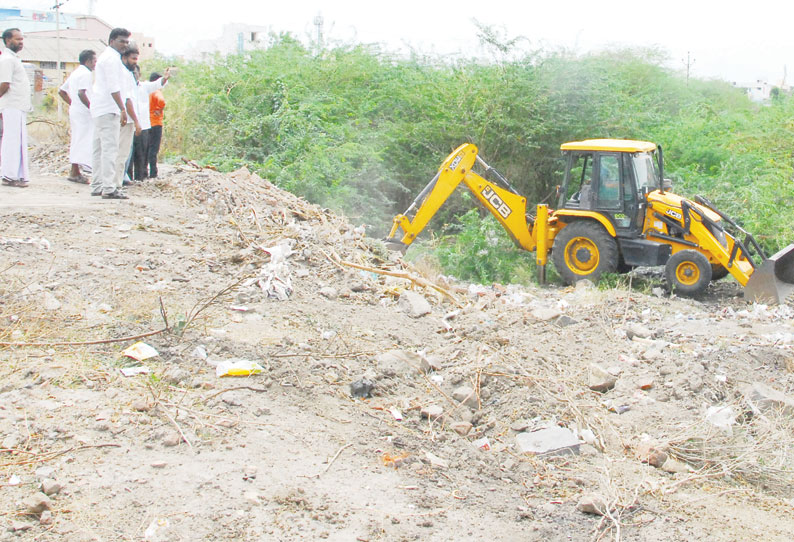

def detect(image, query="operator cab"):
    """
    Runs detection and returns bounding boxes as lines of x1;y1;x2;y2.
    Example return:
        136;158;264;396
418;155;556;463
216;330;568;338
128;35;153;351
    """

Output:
558;139;662;234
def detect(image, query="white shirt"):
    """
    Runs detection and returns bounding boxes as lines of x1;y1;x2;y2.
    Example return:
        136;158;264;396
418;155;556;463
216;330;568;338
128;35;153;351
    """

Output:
0;47;31;112
91;46;126;117
59;64;92;115
136;78;164;130
122;66;137;118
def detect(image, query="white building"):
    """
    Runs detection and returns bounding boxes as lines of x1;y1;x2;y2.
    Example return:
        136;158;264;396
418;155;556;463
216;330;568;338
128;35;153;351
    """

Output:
191;23;270;61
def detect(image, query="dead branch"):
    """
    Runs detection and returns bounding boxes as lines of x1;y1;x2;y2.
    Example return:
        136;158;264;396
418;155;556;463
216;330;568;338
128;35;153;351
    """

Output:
0;327;168;348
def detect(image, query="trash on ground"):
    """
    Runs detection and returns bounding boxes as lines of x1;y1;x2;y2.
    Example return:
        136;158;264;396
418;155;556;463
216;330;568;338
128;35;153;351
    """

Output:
123;342;159;361
215;359;265;377
120;366;150;377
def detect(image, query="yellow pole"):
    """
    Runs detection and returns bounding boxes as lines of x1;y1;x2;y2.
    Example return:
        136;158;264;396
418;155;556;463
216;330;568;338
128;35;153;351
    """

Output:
535;204;549;283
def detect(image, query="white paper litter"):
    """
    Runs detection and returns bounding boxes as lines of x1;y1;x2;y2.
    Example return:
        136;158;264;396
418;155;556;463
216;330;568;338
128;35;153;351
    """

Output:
120;366;150;377
122;342;159;361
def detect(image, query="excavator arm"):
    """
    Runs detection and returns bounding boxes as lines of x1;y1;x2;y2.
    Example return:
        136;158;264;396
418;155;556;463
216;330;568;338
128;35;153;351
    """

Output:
387;143;553;278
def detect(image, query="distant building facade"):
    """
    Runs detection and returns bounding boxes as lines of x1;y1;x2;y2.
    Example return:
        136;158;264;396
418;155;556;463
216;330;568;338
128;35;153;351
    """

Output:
0;8;154;87
191;23;270;61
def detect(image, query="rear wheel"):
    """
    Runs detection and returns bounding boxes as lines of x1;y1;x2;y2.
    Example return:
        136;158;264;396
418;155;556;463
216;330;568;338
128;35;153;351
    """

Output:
665;250;712;295
552;221;618;285
711;264;730;281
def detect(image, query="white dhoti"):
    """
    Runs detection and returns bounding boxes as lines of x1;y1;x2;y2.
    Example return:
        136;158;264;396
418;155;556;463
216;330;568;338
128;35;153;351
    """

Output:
0;108;29;182
69;108;93;168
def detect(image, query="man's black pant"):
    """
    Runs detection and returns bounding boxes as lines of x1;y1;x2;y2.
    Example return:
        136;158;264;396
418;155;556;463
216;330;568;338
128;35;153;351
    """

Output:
147;125;162;178
128;129;149;181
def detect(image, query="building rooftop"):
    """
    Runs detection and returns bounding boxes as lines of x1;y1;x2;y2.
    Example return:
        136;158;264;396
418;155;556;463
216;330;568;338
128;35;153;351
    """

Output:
19;36;106;63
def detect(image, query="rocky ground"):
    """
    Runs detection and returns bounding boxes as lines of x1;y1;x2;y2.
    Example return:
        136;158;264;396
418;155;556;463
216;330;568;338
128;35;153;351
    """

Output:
1;147;794;541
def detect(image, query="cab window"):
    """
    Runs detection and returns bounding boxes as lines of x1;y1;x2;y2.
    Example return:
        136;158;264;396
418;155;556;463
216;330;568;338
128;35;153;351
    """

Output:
632;153;659;193
596;154;621;209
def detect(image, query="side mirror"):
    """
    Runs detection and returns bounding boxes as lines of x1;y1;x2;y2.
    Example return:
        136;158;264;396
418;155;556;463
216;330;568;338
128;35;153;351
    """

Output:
662;178;673;191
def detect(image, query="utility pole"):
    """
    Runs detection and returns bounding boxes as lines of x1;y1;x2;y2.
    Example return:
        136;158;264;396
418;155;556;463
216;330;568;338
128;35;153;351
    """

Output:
313;14;323;56
53;1;66;119
683;51;695;87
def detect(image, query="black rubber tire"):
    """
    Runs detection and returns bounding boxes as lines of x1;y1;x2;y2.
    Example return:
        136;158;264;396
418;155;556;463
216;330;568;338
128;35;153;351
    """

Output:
665;250;712;295
552;221;618;285
710;264;730;281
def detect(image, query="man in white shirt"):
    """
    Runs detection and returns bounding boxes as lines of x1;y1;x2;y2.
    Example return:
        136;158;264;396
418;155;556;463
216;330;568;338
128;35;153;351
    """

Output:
90;27;130;200
0;28;32;187
58;49;96;183
114;45;142;190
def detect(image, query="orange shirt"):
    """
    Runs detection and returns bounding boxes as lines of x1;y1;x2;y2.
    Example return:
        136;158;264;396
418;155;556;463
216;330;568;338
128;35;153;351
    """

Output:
149;89;165;127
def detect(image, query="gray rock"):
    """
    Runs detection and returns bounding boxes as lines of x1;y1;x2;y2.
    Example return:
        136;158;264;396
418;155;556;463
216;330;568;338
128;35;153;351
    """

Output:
39;510;53;525
131;400;151;412
375;349;424;376
449;421;472;436
516;427;580;455
554;315;578;328
34;466;55;480
424;452;448;469
162;367;190;386
43;292;61;311
399;291;432;318
421;405;444;421
688;375;704;393
41;479;62;496
588;365;617;393
531;307;562;322
23;493;52;515
624;323;652;340
452;386;479;409
577;493;608;515
660;458;690;474
350;378;374;398
743;382;794;416
319;287;338;299
163;432;183;447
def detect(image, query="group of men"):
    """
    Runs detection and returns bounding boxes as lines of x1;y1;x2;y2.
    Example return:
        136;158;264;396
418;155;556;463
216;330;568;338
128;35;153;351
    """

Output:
0;26;169;199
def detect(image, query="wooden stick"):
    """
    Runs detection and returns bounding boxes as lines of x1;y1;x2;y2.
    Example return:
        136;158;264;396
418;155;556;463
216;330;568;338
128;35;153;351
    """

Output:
322;249;461;307
0;327;167;348
322;443;353;474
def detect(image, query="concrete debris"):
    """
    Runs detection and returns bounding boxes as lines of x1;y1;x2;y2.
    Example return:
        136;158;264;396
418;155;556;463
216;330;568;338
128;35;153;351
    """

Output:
23;492;52;515
421;405;444;421
588;364;617;393
399;290;432;318
450;421;473;436
425;451;448;469
576;493;608;515
743;382;794;416
40;479;62;496
515;426;580;455
350;378;374;398
319;286;338;299
376;349;424;376
530;306;562;322
451;386;479;409
623;322;653;340
660;457;691;474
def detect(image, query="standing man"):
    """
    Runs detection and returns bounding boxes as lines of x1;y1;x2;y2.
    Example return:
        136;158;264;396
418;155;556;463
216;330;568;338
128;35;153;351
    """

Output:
58;49;96;183
0;28;32;188
90;27;129;200
128;65;169;181
113;45;141;191
147;72;166;178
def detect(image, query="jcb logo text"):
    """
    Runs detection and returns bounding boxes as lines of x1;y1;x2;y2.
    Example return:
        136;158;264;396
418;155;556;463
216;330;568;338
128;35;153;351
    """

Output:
481;186;512;219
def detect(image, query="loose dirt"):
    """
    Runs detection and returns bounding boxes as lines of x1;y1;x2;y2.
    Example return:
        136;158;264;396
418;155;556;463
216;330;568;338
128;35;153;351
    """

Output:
1;152;794;541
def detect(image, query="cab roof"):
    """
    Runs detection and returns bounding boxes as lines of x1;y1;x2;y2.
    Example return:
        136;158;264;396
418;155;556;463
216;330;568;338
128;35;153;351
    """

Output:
560;139;657;153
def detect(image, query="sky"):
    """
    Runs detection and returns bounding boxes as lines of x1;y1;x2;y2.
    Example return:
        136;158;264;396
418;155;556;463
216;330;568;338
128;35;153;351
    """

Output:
17;0;794;84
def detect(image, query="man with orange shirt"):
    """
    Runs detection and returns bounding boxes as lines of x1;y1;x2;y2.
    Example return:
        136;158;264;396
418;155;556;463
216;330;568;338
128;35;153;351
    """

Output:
147;72;165;178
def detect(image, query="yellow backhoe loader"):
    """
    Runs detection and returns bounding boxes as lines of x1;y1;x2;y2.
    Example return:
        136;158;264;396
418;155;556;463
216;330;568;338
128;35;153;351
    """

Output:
387;140;794;303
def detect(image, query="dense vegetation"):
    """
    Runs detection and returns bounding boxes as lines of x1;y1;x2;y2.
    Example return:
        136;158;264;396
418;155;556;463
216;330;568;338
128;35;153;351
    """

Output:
157;33;794;284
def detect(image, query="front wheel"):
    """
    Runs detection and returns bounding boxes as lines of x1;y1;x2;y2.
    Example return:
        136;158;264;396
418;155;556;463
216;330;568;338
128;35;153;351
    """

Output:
665;250;712;295
552;221;618;285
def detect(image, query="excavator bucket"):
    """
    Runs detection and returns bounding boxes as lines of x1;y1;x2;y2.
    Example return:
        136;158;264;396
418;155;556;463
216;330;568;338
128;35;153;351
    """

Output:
744;243;794;304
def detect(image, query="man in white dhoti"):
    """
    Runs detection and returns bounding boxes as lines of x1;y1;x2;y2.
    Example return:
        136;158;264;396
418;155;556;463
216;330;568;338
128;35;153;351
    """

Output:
58;49;96;183
0;28;32;188
90;27;130;199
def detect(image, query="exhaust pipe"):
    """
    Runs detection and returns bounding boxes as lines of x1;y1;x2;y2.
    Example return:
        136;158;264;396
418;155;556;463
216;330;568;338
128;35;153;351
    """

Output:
744;243;794;304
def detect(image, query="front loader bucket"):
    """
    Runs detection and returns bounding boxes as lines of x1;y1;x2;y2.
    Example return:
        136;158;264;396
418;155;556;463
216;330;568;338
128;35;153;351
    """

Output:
744;243;794;304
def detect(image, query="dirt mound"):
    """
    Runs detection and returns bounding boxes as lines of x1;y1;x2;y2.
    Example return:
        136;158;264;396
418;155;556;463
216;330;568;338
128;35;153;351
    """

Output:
1;156;794;541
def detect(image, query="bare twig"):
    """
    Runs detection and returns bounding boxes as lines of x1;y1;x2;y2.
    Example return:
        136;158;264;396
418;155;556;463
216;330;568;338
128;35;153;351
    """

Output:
0;327;167;348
